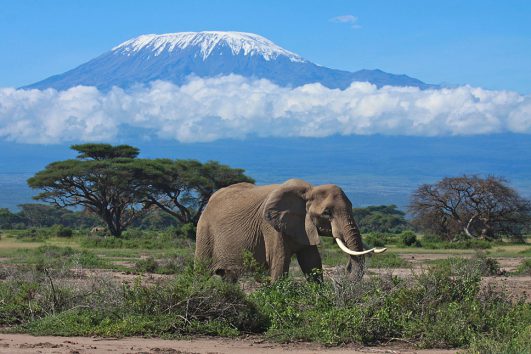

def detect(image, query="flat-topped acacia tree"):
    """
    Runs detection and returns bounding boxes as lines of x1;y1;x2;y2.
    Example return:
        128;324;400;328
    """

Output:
27;144;148;237
27;144;255;236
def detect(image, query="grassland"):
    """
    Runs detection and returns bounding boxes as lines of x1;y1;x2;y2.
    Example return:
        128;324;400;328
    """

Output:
0;228;530;353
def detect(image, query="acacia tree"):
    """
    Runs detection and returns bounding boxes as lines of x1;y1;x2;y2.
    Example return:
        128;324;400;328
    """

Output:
27;144;148;237
410;175;531;241
141;159;254;225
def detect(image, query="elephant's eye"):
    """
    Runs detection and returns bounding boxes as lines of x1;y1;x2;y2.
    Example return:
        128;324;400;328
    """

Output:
322;208;332;218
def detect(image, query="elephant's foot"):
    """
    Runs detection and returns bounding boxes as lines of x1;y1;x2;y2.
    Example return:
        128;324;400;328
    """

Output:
214;268;239;283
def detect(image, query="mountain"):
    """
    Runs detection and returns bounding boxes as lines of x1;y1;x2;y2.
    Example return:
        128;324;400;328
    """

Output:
24;31;435;91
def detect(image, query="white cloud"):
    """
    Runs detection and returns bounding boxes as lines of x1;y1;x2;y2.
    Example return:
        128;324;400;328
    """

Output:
330;15;361;29
0;75;529;144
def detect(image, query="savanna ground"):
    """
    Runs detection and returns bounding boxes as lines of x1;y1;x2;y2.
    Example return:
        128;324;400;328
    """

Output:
0;228;530;353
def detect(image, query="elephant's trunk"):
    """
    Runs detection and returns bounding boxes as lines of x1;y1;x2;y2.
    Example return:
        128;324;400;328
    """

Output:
331;210;366;280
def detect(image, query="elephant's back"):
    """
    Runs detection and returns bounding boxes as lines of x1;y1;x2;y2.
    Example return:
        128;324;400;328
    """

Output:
204;183;277;215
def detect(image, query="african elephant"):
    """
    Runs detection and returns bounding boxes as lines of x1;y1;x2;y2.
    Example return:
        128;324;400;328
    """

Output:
195;179;386;282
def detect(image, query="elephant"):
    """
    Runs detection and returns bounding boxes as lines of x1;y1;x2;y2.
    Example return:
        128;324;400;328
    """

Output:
90;226;109;236
195;179;386;282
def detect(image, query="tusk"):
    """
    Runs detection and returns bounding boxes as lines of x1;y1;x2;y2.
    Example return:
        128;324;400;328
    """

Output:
335;238;377;256
373;247;387;254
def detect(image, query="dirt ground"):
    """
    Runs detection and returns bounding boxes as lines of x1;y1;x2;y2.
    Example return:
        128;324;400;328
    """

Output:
0;334;458;354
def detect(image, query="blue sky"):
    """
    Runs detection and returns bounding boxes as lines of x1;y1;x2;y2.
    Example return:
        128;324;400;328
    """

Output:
1;0;530;93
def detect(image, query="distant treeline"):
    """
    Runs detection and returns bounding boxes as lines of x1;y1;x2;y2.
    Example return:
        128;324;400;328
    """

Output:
0;203;410;234
0;204;178;230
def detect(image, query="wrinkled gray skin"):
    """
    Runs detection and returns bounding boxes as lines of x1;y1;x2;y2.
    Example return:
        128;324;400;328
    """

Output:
195;179;366;282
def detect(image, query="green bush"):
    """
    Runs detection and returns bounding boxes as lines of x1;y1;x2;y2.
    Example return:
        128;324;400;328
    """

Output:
1;268;267;337
428;252;501;277
463;326;531;354
400;230;419;246
135;256;159;273
514;259;531;275
364;233;386;248
352;205;408;233
134;254;191;275
251;263;529;348
54;225;73;237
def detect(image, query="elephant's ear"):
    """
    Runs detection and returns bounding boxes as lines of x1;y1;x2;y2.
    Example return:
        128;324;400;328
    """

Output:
263;179;320;246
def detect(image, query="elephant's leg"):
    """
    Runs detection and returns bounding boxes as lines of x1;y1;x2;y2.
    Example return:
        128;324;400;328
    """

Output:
194;222;213;271
296;246;323;282
269;252;291;281
215;269;239;283
266;232;292;281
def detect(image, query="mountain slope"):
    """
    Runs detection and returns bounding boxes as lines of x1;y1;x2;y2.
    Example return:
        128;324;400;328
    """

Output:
24;31;435;91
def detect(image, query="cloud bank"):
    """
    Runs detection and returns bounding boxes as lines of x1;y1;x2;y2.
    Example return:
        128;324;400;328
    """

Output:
0;75;530;144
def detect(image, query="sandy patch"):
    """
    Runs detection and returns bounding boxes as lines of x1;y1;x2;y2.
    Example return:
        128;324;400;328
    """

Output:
0;334;458;354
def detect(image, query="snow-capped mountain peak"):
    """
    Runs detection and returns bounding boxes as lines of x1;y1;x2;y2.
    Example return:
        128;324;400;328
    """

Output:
112;31;306;62
24;31;435;91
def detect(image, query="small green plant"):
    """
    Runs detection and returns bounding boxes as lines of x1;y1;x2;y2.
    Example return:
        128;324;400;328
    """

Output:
242;251;269;282
180;223;196;239
135;256;159;273
514;259;531;275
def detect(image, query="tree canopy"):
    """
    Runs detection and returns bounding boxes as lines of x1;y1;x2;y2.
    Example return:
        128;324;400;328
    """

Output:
71;144;140;160
140;159;254;225
28;145;148;236
410;175;531;241
351;205;408;233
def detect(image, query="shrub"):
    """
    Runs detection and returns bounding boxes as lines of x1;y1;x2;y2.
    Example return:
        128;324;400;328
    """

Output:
364;233;386;248
180;223;196;239
1;268;268;336
251;261;529;348
352;205;408;233
400;230;418;246
514;259;531;275
134;254;190;275
428;252;501;277
135;256;159;273
54;225;73;237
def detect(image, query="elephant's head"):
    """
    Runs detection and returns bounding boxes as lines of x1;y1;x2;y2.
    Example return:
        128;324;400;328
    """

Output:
263;179;386;280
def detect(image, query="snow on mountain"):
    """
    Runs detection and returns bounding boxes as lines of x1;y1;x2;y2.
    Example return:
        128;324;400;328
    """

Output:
112;31;306;62
24;31;435;91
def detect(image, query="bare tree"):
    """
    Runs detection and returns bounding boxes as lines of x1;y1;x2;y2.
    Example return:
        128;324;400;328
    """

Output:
410;176;531;241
